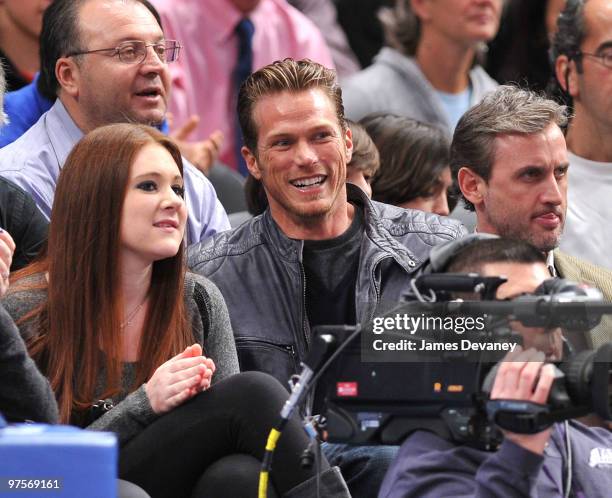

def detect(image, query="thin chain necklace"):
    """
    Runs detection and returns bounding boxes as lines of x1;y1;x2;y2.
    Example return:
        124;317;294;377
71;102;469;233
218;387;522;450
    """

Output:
120;299;146;329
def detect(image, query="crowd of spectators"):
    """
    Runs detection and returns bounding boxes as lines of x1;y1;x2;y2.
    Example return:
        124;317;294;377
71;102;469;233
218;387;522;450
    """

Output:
1;1;611;497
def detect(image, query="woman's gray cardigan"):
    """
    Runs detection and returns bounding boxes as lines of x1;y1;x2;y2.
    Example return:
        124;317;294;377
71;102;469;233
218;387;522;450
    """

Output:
2;272;239;445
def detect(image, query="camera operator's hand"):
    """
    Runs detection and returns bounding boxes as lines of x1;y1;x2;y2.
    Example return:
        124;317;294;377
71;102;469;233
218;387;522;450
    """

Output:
491;346;556;455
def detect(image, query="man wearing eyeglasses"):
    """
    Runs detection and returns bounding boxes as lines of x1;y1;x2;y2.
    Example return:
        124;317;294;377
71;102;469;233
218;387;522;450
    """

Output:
0;0;230;245
551;0;612;271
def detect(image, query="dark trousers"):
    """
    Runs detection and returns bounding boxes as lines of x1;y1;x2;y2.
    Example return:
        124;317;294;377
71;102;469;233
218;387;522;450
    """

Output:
119;371;327;498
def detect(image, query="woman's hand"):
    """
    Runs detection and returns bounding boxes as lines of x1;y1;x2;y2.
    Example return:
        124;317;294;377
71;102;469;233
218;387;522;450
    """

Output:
0;229;15;298
187;344;216;393
145;344;215;414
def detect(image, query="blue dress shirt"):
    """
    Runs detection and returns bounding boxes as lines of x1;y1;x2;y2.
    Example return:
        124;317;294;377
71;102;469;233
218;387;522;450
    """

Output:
0;75;51;148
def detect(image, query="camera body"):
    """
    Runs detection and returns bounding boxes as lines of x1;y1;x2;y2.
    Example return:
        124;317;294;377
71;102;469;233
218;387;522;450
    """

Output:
314;276;612;449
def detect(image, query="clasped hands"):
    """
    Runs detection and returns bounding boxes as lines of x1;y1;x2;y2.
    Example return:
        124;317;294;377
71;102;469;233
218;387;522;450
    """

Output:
145;344;215;414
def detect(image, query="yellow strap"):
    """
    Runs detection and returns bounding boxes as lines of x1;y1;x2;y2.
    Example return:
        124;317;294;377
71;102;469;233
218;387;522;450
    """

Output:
265;428;282;451
258;471;270;498
259;428;283;498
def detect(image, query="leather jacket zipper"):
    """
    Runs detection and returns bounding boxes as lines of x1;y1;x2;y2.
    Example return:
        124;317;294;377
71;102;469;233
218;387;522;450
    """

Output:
368;254;386;320
366;254;417;321
235;337;297;356
300;261;310;349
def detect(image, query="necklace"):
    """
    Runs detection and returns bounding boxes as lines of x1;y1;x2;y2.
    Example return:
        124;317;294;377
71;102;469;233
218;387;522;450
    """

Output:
120;300;146;329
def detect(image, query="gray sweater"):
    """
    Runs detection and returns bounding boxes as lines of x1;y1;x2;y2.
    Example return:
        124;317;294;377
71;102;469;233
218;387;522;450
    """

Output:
1;272;239;445
342;47;498;132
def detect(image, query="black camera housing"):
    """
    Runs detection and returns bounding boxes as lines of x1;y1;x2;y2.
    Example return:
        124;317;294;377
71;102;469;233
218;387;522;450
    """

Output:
313;277;612;449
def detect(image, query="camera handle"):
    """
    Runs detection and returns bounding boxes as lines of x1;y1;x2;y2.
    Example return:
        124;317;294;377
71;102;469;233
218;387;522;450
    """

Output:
486;399;587;434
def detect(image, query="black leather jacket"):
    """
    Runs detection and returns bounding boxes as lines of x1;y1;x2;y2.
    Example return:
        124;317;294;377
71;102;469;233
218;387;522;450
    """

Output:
188;186;466;384
0;176;48;271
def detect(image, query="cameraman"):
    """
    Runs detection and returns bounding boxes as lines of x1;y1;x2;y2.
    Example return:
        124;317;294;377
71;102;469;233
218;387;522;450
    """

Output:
379;238;612;497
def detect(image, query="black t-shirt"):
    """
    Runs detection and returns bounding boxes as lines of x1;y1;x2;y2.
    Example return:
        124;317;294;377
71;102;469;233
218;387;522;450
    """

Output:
302;208;364;330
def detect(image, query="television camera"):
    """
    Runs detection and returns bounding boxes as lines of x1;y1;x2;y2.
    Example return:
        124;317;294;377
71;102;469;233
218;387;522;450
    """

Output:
311;275;612;450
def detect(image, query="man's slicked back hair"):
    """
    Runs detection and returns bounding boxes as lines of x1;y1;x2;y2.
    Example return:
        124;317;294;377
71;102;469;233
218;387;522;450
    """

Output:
450;85;568;211
237;58;346;153
39;0;87;100
38;0;163;101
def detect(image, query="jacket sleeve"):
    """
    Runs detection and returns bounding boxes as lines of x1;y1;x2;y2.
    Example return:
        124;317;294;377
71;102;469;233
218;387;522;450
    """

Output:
0;178;48;271
7;188;48;271
471;440;544;497
86;385;158;446
197;277;240;382
380;432;544;498
0;304;58;423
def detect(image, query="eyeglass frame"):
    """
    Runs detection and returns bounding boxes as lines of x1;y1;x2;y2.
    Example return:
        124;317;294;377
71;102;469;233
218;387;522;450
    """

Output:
66;39;182;64
571;49;612;70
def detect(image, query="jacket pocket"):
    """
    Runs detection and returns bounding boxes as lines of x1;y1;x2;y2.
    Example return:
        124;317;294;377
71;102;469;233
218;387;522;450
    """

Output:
234;337;299;390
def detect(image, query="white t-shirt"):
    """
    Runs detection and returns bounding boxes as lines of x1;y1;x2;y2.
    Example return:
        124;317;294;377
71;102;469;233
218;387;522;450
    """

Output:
559;151;612;269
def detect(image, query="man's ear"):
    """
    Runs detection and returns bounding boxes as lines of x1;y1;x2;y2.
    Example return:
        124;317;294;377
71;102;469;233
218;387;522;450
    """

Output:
555;55;579;98
457;167;486;207
55;57;81;98
242;146;262;180
344;126;353;164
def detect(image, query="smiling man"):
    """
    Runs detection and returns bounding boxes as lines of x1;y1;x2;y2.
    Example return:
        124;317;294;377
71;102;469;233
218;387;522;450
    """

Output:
0;0;229;244
188;58;465;497
452;84;612;349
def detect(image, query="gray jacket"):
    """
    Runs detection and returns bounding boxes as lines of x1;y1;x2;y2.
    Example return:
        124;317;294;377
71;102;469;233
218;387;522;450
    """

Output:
342;47;498;131
188;185;466;384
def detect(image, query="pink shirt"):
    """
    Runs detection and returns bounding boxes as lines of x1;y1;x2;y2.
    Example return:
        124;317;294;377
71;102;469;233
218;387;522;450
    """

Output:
153;0;335;170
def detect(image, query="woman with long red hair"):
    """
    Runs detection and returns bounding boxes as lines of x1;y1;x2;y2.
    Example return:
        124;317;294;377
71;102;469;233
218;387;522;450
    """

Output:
2;124;347;498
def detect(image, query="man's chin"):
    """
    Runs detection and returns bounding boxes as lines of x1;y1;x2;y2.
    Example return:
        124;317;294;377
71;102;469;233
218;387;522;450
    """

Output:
291;204;333;220
132;109;166;128
530;233;561;253
281;196;339;220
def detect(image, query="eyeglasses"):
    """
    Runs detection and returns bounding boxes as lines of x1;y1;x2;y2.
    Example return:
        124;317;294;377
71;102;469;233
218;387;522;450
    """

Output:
575;50;612;70
67;40;181;64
